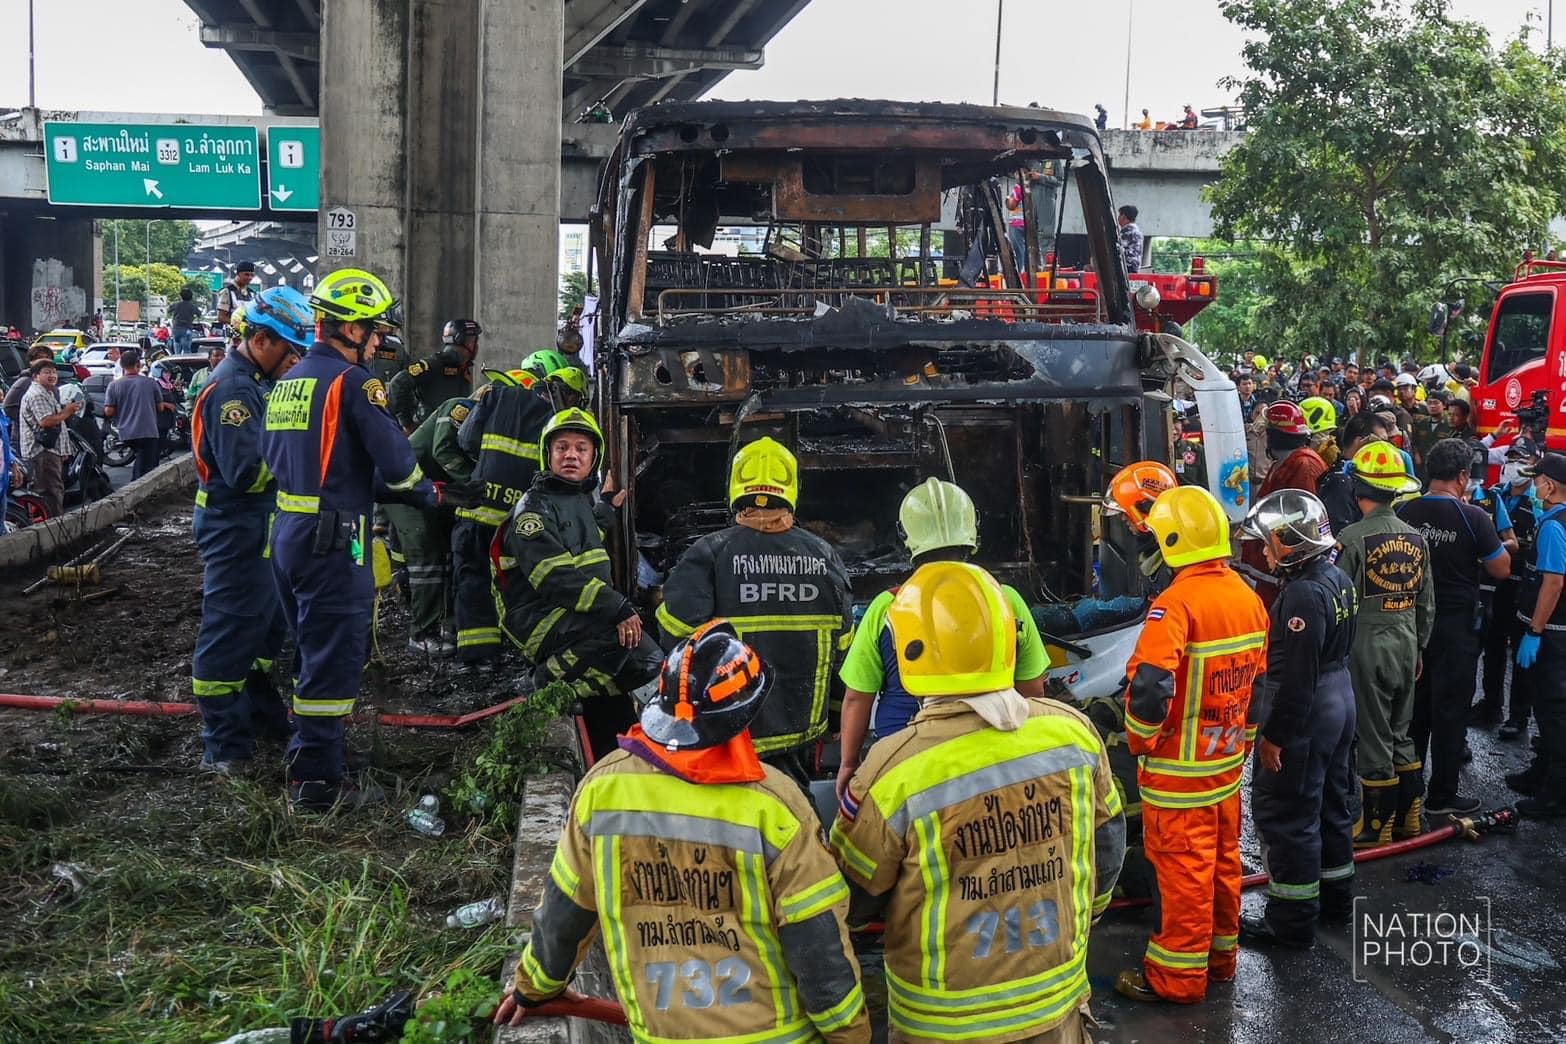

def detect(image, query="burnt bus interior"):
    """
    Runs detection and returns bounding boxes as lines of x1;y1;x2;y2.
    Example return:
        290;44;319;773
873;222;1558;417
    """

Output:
591;102;1160;622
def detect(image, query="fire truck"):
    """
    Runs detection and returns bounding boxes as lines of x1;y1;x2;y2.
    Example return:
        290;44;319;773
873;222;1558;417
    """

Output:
1473;255;1566;446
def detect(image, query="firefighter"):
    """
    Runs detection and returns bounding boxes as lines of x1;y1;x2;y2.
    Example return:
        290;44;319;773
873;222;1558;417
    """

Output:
1475;436;1540;738
495;623;870;1042
189;285;314;776
1507;452;1566;817
1333;442;1432;846
448;368;557;676
493;407;662;756
263;269;460;812
831;561;1124;1043
835;478;1050;802
1299;395;1341;468
381;395;479;656
1114;485;1269;1005
1241;402;1328;607
1238;490;1358;949
656;437;854;791
1102;459;1179;585
387;318;481;431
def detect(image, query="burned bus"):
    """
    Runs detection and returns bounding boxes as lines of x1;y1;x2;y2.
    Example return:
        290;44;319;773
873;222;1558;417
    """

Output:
586;99;1247;700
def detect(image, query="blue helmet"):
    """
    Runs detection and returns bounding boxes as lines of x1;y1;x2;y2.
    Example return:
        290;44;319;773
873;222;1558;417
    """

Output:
246;285;315;349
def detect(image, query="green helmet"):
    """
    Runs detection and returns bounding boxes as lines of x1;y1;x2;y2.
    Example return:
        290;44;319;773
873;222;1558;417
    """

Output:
522;349;571;379
899;477;979;559
1299;396;1338;435
546;364;591;403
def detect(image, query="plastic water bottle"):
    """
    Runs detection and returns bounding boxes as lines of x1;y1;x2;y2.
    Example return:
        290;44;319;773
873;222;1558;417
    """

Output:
446;897;507;929
407;795;446;837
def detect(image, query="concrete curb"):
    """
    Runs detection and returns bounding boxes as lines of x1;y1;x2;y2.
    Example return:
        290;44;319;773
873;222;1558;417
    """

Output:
497;717;626;1044
0;453;195;571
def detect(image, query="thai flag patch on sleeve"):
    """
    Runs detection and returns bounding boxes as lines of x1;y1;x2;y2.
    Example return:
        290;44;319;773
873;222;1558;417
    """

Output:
1147;607;1166;621
839;787;861;822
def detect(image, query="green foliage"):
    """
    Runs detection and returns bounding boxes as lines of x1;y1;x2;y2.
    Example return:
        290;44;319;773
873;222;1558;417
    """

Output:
399;968;499;1043
1209;0;1566;363
1150;239;1273;368
101;219;200;268
446;682;576;826
559;269;590;319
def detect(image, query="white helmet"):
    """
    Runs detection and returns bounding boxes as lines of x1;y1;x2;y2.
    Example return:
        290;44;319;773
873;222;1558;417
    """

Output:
58;383;86;406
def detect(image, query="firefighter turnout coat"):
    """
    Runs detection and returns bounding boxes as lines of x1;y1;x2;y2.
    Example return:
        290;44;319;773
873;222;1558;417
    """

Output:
455;382;555;528
513;749;871;1044
831;696;1124;1043
658;525;854;755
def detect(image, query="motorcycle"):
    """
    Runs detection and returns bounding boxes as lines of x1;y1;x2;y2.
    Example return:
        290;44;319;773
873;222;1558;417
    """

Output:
63;426;113;507
4;488;47;532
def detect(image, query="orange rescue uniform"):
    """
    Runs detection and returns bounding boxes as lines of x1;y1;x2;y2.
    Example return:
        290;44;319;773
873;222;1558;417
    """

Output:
1122;560;1268;1003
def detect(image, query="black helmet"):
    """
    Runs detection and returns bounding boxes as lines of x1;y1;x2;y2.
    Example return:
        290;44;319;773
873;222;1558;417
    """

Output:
442;319;482;345
1507;435;1541;462
641;622;772;751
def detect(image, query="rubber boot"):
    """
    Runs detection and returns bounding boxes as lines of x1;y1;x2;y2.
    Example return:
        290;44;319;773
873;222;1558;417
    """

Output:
1352;778;1396;849
1319;877;1355;926
1390;762;1425;840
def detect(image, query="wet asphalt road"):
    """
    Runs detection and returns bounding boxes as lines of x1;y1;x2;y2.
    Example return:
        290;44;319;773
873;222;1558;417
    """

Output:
1086;688;1566;1043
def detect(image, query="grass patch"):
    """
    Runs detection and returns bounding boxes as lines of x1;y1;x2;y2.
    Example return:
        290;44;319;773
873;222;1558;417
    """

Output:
0;698;579;1043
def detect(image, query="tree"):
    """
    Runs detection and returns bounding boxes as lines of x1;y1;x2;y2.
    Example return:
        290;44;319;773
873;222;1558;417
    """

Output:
100;219;200;269
1150;239;1274;368
559;269;590;319
1209;0;1566;364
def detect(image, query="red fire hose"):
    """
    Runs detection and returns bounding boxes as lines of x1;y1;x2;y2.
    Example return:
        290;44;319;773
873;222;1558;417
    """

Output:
0;692;531;730
527;996;628;1025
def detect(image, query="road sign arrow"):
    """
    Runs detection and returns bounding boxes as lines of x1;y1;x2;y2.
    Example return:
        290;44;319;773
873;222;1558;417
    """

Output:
143;179;163;199
271;185;294;203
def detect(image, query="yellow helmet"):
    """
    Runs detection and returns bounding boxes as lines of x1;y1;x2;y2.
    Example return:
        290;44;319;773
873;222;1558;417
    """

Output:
547;364;591;402
310;268;401;327
539;407;604;477
887;562;1017;697
1299;396;1338;435
1145;485;1233;568
481;366;537;389
729;437;798;511
229;304;249;338
900;477;978;559
1349;440;1420;497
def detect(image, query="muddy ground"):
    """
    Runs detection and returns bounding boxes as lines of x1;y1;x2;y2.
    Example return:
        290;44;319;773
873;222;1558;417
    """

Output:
0;494;536;1042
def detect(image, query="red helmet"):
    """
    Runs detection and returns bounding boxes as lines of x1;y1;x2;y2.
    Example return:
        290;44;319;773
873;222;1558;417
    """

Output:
1265;401;1310;436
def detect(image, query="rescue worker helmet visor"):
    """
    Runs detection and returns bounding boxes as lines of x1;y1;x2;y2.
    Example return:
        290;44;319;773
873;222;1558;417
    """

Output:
1241;488;1335;568
642;621;773;750
899;476;979;559
310;268;401;328
729;436;798;512
1145;485;1233;568
887;561;1017;697
1103;460;1178;534
442;318;482;345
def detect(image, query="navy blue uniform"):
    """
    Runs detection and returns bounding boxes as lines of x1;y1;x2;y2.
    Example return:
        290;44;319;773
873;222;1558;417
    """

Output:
1250;555;1359;941
262;342;432;783
190;352;290;761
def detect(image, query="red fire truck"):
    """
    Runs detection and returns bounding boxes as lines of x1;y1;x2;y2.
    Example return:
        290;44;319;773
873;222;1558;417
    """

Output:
1473;255;1566;446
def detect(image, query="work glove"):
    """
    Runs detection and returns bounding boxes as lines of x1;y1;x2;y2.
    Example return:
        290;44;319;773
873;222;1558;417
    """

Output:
1518;632;1541;670
430;479;483;510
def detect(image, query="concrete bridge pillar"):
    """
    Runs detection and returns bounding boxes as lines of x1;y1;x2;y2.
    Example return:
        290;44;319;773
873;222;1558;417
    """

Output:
0;213;100;336
319;0;562;373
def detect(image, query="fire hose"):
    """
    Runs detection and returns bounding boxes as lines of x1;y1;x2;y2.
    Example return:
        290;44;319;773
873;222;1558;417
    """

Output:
0;692;530;730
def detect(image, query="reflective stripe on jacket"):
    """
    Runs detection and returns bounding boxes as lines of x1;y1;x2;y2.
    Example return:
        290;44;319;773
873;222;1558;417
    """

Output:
514;750;871;1044
1122;560;1269;810
656;524;853;754
455;383;553;527
830;698;1123;1043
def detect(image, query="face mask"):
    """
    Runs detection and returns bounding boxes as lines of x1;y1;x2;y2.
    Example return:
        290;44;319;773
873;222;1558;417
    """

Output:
1502;462;1528;488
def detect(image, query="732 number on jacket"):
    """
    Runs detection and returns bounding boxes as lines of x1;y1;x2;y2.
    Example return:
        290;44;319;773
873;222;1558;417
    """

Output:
647;957;753;1010
965;900;1059;959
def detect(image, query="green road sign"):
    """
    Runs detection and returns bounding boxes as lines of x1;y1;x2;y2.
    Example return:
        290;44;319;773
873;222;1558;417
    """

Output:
182;269;224;292
266;125;320;212
44;122;261;209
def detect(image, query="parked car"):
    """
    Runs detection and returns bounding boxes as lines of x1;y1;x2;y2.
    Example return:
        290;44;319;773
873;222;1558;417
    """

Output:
0;339;25;382
78;343;136;378
33;328;92;360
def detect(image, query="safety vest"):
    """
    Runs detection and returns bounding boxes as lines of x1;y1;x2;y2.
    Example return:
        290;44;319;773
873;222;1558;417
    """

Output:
456;383;553;528
1517;506;1566;633
657;524;853;755
1123;560;1269;809
513;750;869;1044
260;343;424;518
830;698;1122;1042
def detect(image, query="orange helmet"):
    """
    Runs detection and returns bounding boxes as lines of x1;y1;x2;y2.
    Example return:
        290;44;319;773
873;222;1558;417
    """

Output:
1104;461;1179;534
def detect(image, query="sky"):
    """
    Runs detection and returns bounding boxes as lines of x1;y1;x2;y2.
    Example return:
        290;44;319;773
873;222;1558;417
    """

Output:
0;0;1556;120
